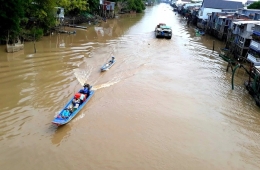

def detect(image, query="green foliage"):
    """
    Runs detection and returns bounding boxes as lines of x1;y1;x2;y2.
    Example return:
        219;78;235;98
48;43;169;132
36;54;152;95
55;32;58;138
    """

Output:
87;0;100;13
247;1;260;9
57;0;88;15
24;0;56;37
33;27;44;40
126;0;145;13
0;0;25;41
0;0;147;42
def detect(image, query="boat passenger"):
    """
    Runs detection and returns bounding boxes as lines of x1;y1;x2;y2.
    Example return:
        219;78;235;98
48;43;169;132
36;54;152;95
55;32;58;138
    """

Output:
61;108;71;118
71;98;80;111
68;107;73;113
109;57;115;64
79;93;86;104
79;83;90;96
73;102;80;111
72;98;80;106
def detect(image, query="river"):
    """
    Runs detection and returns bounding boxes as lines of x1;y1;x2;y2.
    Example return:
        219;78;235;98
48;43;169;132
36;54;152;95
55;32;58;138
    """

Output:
1;3;260;170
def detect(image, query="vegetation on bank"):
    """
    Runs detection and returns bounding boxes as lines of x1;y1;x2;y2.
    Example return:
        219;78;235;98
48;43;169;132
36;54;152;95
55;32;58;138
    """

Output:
247;1;260;9
0;0;146;44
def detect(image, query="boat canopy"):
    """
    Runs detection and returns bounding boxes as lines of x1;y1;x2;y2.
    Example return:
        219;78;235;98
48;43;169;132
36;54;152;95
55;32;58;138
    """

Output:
161;25;171;29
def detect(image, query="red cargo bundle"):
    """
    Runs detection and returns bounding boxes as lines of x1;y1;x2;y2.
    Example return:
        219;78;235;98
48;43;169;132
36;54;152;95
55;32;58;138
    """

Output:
74;93;81;99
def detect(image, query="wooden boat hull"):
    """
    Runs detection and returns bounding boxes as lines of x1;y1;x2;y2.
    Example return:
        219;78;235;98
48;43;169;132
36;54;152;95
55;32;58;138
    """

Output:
52;90;94;126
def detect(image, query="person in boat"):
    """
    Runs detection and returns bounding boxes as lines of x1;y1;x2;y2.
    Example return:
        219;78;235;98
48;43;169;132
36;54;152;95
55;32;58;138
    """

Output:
79;83;91;96
109;57;115;64
72;98;80;111
79;93;86;104
68;107;73;113
61;108;71;118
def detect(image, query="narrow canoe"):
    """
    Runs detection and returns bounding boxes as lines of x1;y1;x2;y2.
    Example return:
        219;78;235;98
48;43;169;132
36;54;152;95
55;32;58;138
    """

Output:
52;90;94;126
101;60;116;72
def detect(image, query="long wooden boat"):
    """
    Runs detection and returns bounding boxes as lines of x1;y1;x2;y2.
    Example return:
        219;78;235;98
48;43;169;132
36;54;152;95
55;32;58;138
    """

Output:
101;59;116;72
52;89;94;126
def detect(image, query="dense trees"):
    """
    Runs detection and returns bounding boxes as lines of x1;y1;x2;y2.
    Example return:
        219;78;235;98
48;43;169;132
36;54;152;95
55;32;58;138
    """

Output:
58;0;88;15
116;0;145;13
0;0;25;41
0;0;146;42
127;0;145;13
87;0;100;14
247;1;260;9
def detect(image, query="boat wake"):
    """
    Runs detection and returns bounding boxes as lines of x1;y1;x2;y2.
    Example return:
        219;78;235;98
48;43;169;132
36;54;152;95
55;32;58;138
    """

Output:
92;77;121;90
72;113;85;123
73;66;93;86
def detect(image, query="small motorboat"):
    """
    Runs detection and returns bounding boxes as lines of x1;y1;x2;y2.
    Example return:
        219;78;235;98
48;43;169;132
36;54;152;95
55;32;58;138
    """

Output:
52;87;94;126
195;29;205;36
101;57;116;72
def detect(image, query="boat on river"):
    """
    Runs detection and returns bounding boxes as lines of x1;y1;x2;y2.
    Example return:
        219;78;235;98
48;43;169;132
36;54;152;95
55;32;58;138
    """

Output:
195;28;205;36
101;57;116;72
154;23;172;39
52;89;94;126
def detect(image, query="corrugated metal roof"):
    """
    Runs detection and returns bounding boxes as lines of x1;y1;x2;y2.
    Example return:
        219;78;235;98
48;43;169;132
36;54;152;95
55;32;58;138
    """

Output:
202;0;243;9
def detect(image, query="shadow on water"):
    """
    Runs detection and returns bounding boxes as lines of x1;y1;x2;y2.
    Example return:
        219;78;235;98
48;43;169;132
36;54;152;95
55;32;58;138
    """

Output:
50;123;72;146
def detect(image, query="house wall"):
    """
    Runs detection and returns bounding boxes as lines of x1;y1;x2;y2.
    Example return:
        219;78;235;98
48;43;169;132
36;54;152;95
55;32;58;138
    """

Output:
246;23;256;32
199;8;222;20
254;25;260;32
255;13;260;20
238;9;260;16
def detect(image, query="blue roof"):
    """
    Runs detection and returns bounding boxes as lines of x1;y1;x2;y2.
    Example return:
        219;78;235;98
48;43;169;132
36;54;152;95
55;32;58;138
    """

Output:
202;0;243;9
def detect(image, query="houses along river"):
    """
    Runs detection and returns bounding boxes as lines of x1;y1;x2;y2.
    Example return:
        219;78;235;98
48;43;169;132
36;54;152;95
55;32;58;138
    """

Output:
0;3;260;170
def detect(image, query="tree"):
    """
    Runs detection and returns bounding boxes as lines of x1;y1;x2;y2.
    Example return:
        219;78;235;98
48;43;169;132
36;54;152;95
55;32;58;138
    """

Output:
88;0;100;14
57;0;88;15
117;1;128;12
0;0;25;41
24;0;57;37
126;0;145;12
114;0;145;13
247;1;260;9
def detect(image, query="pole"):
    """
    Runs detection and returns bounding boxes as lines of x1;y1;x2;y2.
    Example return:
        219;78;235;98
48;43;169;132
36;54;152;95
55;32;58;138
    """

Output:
231;64;240;90
34;22;36;53
34;32;36;53
212;40;215;51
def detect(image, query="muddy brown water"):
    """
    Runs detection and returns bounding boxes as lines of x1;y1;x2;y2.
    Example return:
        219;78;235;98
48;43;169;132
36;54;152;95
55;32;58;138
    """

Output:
1;3;260;170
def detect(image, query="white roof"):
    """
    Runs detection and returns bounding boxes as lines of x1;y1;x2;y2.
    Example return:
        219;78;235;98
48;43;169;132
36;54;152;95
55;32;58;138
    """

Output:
233;20;260;25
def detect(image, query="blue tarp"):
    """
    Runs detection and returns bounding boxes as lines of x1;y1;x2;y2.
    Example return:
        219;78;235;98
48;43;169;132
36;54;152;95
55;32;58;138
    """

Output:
253;31;260;36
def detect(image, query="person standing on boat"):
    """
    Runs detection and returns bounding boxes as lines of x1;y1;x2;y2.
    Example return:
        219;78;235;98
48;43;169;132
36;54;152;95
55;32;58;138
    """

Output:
109;57;115;64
